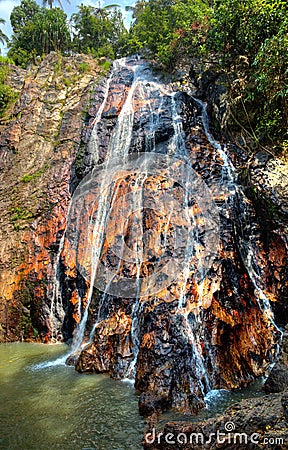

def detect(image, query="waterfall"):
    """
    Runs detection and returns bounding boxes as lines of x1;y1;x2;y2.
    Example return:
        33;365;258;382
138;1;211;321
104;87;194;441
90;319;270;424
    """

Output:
69;58;177;356
192;97;235;191
49;232;65;340
59;57;280;414
194;97;279;333
87;68;115;166
68;57;219;358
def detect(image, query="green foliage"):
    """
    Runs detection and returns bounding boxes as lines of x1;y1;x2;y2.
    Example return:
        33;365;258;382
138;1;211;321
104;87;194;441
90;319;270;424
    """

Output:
0;55;14;65
99;59;111;72
252;19;288;142
0;85;17;115
0;58;11;84
128;0;212;67
0;58;17;116
20;169;44;183
8;48;36;68
8;0;71;67
10;206;34;222
62;76;72;87
0;17;8;45
71;4;128;59
54;58;62;74
207;0;287;63
8;1;129;65
78;62;88;73
10;0;40;32
203;0;288;147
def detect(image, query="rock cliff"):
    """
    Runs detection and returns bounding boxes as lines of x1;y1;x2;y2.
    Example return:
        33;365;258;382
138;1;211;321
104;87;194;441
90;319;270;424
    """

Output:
0;52;100;341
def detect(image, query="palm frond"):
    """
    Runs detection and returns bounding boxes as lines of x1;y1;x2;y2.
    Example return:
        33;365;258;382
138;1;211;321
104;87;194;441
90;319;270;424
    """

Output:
0;18;8;44
42;0;70;9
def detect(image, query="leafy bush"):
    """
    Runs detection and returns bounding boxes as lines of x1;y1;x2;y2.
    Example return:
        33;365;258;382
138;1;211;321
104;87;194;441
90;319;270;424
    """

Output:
207;0;287;64
8;48;36;68
20;169;44;183
78;62;88;73
0;57;17;116
206;0;288;147
252;19;288;142
0;85;17;115
128;0;211;68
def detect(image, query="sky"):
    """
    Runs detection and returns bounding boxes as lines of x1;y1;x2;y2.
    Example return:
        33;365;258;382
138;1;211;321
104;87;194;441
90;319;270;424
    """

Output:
0;0;135;54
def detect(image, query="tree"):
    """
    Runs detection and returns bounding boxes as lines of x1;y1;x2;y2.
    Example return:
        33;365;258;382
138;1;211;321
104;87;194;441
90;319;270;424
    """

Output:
42;0;70;9
207;0;288;64
71;4;128;58
34;7;71;54
10;0;40;33
128;0;211;68
0;18;8;45
8;0;71;67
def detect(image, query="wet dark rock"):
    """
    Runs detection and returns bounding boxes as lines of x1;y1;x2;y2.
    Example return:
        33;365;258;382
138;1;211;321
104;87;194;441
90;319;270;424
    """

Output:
194;69;229;131
143;392;288;449
253;151;270;167
139;392;172;417
282;392;288;421
264;366;288;393
264;328;288;393
70;59;284;419
102;106;118;118
196;69;219;99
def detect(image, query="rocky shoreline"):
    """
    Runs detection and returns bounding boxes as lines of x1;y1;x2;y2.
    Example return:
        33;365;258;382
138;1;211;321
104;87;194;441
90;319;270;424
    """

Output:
143;390;288;449
142;326;288;449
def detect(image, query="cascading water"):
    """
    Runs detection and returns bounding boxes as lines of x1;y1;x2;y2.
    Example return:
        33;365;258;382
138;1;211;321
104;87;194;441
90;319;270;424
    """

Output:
68;59;174;355
58;56;280;416
193;98;281;333
48;232;66;341
67;58;218;359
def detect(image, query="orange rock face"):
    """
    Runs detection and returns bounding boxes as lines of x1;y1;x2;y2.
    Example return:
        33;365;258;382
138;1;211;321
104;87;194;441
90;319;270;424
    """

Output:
0;53;100;341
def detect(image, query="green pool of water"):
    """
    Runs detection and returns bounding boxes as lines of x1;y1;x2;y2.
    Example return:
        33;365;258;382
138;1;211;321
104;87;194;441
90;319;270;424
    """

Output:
0;343;144;450
0;342;269;449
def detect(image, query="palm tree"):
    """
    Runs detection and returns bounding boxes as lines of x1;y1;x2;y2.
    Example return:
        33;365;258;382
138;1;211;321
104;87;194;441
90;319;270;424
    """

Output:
92;3;120;17
41;0;119;11
42;0;70;8
0;18;8;45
